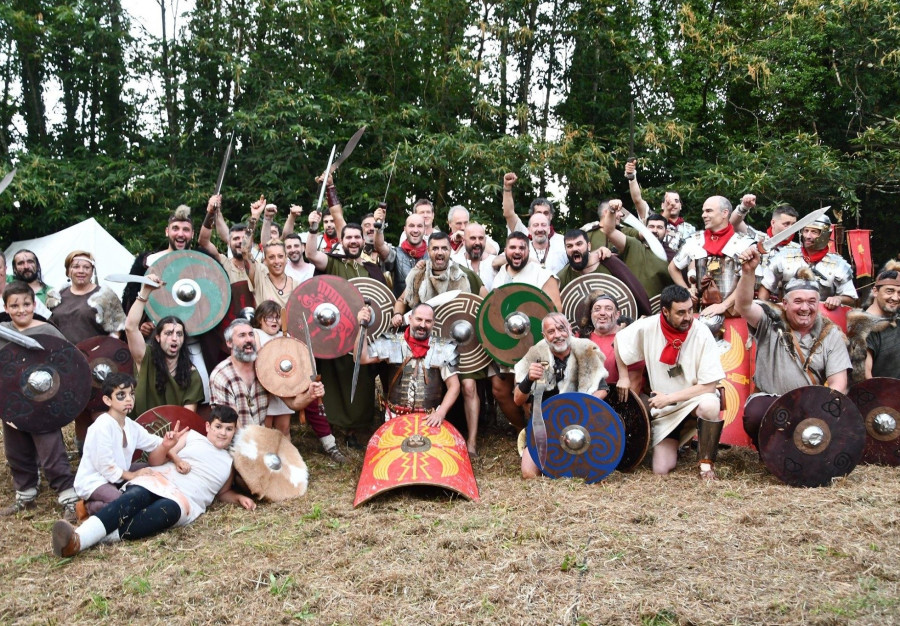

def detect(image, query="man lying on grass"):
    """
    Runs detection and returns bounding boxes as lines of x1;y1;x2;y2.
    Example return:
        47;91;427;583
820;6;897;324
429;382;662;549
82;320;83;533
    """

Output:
52;404;256;558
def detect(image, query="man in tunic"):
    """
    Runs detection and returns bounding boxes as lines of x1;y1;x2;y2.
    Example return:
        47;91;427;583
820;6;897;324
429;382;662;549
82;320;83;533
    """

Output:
614;285;726;479
450;223;497;291
10;249;60;308
374;208;427;299
668;195;755;317
734;247;851;446
759;213;858;309
579;291;644;391
857;263;900;379
502;172;568;274
554;229;613;292
515;313;608;479
625;160;696;250
197;194;255;286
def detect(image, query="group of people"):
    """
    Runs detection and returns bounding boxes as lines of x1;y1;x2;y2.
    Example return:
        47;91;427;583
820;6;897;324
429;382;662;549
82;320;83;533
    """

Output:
1;160;898;559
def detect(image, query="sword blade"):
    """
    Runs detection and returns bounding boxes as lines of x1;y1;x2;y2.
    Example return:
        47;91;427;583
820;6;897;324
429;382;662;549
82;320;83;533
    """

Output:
628;102;635;158
0;324;44;350
760;206;829;253
214;131;236;195
532;382;549;469
105;274;161;288
329;125;367;175
315;145;337;215
350;298;372;404
381;145;400;204
623;213;666;261
0;168;16;195
298;311;318;379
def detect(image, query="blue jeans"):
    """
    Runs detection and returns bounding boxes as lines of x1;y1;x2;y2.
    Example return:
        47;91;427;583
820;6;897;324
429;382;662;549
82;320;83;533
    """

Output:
94;485;181;540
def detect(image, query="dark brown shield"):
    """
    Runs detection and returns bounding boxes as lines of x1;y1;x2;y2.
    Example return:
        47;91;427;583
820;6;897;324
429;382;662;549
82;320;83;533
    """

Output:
145;250;232;336
76;336;135;413
607;389;651;472
434;292;492;374
847;377;900;466
649;294;662;315
255;336;314;399
232;425;308;501
526;392;626;483
135;405;209;437
285;276;363;359
560;274;640;333
350;277;395;339
0;335;91;432
758;386;864;487
476;283;556;367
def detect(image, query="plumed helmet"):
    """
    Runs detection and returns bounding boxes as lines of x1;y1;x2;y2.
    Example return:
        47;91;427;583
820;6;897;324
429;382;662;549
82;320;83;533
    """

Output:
804;213;832;251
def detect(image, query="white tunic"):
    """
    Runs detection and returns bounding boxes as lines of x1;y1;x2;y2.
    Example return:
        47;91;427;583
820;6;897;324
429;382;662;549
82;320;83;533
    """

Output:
615;315;725;447
451;250;498;291
492;261;557;291
74;413;163;499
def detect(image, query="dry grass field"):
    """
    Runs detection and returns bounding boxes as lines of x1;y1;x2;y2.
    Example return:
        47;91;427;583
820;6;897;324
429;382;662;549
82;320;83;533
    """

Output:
1;418;899;626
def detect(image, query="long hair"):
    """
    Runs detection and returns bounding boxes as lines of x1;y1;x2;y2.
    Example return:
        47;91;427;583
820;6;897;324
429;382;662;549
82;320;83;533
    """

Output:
148;316;193;395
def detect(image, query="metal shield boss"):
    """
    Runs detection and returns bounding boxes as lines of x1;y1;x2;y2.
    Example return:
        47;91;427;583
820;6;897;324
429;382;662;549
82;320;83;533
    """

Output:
560;273;639;333
354;413;479;507
285;275;363;359
145;250;232;336
526;392;625;483
758;386;864;487
434;292;491;374
0;335;91;432
349;277;395;340
606;389;651;472
76;336;135;413
232;425;308;501
847;377;900;466
476;283;556;367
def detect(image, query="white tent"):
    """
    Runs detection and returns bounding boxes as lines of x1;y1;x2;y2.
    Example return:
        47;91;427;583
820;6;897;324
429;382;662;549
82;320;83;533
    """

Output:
4;218;136;298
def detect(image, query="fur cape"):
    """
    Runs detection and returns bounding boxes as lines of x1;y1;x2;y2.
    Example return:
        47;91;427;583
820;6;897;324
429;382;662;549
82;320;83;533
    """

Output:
846;309;896;383
514;337;607;394
88;286;127;334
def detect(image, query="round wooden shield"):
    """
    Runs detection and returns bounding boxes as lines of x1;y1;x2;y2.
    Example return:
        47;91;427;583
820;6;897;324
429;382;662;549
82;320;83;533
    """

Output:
216;280;256;344
434;293;492;375
649;294;661;315
0;335;91;432
526;392;625;484
847;377;900;466
255;336;314;398
354;413;479;507
600;255;653;317
350;277;395;339
135;405;209;437
285;276;363;359
560;274;639;333
758;386;864;487
145;250;232;336
476;283;556;367
232;425;308;501
76;336;134;413
607;390;651;472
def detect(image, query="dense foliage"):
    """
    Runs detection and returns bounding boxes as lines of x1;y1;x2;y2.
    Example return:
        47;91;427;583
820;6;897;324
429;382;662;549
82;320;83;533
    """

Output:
1;0;897;264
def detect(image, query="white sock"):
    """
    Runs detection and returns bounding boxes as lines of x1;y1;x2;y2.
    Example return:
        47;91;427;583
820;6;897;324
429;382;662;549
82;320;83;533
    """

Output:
75;516;108;550
319;435;337;450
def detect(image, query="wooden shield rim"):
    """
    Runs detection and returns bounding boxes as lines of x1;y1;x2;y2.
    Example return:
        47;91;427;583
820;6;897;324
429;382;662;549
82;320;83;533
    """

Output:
135;405;209;436
607;389;651;472
255;336;314;398
145;250;232;336
560;273;639;331
526;392;626;483
285;275;363;359
848;377;900;466
0;335;91;432
759;386;864;487
350;276;395;339
434;292;491;374
232;425;307;501
475;282;556;367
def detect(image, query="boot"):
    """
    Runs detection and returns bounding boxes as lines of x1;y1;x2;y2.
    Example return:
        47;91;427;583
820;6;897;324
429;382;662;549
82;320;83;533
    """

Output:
0;489;38;516
51;520;81;558
697;417;724;480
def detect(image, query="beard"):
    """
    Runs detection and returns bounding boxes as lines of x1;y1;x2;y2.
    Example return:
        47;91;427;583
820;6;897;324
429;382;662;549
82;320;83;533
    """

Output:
569;252;588;271
233;344;258;363
549;337;570;355
507;254;528;272
14;269;37;283
467;244;484;261
344;245;362;260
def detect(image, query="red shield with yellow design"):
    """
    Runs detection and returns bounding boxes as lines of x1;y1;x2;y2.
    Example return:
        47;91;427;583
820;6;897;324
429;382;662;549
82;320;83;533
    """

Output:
354;413;479;507
717;317;756;447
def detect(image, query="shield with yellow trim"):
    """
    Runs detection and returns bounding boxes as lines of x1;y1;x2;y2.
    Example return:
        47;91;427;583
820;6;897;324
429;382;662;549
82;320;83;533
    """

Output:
354;413;479;506
716;317;756;447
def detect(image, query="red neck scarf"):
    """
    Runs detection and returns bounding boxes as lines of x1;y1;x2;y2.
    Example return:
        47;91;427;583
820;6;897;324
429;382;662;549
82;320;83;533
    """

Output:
400;239;427;259
703;223;735;256
404;326;431;358
766;226;793;247
802;245;829;265
659;313;690;366
323;233;340;253
450;237;463;251
668;216;684;227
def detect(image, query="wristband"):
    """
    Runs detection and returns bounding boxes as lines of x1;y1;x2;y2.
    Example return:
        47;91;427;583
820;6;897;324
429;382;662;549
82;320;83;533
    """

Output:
325;184;340;207
202;212;216;228
308;226;320;235
518;378;534;395
135;294;148;303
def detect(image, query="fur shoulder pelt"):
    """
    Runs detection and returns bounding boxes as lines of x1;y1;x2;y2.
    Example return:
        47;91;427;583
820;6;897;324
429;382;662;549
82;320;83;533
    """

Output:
846;309;895;383
88;286;127;334
514;337;607;394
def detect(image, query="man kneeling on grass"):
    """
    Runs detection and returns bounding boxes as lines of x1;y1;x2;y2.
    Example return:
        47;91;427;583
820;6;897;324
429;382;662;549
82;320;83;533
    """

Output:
52;405;256;558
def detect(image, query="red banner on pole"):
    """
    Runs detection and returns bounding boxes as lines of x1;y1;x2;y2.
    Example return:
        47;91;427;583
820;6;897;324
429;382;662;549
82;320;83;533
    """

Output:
846;229;873;278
